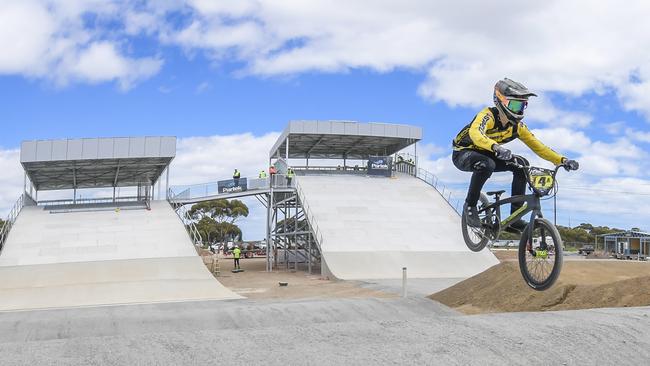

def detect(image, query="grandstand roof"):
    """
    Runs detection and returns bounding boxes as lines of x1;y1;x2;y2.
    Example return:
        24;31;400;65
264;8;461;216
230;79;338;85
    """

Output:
20;137;175;191
269;120;421;160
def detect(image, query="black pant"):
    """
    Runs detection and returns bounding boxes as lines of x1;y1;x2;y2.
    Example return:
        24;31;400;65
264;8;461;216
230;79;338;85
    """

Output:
452;150;527;214
234;258;240;269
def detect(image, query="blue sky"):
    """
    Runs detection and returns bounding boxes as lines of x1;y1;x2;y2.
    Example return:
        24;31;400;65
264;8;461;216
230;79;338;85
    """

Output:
1;1;650;237
0;61;455;147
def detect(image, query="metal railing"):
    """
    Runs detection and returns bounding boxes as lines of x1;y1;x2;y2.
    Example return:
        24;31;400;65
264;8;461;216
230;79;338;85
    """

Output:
294;178;324;254
169;174;295;201
167;189;203;248
0;194;28;252
415;168;462;216
39;196;147;207
293;165;368;174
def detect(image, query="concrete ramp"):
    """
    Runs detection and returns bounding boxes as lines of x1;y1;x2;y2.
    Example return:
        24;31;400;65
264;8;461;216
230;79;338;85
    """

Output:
297;174;498;280
0;201;240;311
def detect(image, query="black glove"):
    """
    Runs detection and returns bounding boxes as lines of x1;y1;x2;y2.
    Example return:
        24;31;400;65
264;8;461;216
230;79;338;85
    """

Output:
493;144;512;160
563;158;579;171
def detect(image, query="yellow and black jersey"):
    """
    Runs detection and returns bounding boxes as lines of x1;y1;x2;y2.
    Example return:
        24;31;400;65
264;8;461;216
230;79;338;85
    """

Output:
452;107;564;165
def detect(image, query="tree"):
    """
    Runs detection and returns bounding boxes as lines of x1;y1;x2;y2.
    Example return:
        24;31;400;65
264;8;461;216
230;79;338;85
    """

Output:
188;199;249;248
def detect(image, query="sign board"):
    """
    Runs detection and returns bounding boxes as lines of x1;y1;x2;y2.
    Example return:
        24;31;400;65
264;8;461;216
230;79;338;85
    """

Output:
367;156;393;177
218;178;248;194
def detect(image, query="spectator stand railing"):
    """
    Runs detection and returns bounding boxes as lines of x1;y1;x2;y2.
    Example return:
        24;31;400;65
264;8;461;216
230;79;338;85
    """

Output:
293;178;324;257
168;175;294;203
0;193;32;253
167;188;203;249
415;168;463;216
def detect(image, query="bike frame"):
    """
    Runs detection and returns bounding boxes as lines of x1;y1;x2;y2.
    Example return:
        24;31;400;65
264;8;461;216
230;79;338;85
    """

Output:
477;161;564;243
479;193;542;242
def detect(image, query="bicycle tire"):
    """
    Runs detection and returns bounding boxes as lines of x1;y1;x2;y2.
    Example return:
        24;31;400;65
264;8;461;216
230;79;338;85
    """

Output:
518;217;563;291
461;193;493;252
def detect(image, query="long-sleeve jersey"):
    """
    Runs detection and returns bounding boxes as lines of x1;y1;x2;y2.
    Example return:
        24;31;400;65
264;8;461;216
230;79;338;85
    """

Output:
452;107;564;165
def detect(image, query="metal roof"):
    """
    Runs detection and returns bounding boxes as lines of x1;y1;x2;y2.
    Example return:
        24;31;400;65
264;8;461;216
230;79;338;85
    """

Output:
21;137;175;191
598;230;650;238
269;120;422;159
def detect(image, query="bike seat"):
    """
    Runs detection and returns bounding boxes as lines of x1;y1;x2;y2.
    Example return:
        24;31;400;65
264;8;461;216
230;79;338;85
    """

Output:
486;190;506;197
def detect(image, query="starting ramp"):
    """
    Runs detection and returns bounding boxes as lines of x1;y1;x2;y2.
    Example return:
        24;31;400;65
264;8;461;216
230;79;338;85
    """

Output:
0;201;241;311
296;174;498;280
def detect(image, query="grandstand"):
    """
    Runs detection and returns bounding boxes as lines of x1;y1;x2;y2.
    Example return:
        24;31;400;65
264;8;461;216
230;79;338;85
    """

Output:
0;137;239;311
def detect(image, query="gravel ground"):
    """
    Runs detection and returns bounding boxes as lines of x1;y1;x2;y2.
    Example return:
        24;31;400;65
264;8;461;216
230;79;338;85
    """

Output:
1;297;649;365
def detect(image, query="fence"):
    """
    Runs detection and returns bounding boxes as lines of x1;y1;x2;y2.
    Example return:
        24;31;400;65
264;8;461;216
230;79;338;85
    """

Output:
415;168;462;216
0;194;29;252
169;174;294;201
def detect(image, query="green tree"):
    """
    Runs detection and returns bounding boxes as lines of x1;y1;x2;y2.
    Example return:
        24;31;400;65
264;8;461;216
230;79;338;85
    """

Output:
188;199;249;247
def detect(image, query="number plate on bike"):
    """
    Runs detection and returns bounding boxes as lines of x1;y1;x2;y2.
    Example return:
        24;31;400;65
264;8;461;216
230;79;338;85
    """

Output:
529;168;554;195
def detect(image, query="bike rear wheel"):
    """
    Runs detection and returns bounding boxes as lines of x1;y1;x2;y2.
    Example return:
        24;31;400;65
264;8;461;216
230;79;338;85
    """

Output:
518;218;563;291
461;194;493;252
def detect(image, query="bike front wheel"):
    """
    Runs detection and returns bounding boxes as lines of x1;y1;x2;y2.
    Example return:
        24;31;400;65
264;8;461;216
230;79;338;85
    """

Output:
518;218;563;291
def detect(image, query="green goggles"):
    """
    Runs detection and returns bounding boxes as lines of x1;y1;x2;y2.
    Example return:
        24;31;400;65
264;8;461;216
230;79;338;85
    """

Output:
507;99;528;114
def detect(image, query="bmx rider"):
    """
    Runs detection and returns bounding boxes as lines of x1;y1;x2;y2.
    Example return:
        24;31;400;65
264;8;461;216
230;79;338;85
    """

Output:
451;78;579;232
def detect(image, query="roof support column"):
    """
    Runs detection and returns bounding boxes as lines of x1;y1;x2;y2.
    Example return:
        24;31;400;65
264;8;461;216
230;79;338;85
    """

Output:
73;164;77;205
165;166;170;200
414;141;418;174
285;136;290;163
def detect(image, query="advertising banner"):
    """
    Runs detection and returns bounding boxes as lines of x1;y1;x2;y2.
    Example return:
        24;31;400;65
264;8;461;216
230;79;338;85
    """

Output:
218;178;248;194
367;156;393;177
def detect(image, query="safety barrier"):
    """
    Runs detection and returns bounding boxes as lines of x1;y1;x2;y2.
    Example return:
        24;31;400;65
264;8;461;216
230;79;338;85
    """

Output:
169;174;294;202
415;168;462;216
167;190;203;248
0;194;30;253
294;178;324;254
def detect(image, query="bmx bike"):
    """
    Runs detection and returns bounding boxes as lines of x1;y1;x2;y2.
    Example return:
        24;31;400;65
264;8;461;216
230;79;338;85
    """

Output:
461;155;573;291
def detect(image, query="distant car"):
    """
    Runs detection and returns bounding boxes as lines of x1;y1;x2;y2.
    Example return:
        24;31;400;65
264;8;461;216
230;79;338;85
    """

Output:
578;245;594;255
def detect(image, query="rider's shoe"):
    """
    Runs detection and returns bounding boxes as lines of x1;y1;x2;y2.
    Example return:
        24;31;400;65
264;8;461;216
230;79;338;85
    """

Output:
505;219;528;234
463;203;482;228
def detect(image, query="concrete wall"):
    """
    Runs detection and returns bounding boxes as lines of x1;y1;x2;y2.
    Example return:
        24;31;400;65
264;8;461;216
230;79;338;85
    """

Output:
297;174;498;279
0;201;196;266
0;201;240;310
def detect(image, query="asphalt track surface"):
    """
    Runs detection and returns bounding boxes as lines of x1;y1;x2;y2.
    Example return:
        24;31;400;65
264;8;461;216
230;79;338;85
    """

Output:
1;297;649;365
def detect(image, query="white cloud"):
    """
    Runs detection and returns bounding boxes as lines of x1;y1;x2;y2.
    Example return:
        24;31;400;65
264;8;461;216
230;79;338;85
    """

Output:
64;42;162;90
0;149;24;215
5;0;650;120
171;132;279;186
135;0;650;123
195;81;211;94
0;0;162;89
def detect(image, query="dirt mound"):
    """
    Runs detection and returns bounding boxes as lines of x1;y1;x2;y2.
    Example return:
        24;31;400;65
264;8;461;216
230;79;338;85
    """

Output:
430;261;650;314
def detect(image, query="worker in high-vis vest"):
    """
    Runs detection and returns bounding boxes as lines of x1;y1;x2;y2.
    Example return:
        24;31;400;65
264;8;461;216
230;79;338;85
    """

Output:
286;167;295;186
259;170;267;179
233;169;241;185
233;246;241;270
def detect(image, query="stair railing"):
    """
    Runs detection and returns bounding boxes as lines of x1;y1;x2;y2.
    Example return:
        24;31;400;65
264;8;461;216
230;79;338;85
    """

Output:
0;194;27;253
167;188;204;248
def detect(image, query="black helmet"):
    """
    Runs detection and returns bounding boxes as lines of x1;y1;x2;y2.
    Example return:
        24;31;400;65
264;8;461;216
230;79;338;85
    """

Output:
493;78;537;120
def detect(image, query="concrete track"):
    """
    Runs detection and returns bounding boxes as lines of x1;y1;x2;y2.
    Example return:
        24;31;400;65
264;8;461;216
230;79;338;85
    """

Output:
1;297;648;365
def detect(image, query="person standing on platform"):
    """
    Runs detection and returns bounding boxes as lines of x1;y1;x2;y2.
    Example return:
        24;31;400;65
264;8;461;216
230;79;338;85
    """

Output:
233;245;241;270
233;169;241;186
286;167;295;186
259;170;267;179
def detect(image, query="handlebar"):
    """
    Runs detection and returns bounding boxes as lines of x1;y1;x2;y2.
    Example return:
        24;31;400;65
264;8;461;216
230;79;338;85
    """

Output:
505;154;569;176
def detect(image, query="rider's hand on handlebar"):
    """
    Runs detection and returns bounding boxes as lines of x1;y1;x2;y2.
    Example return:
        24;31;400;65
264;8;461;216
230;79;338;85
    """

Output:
562;158;579;171
493;144;512;161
